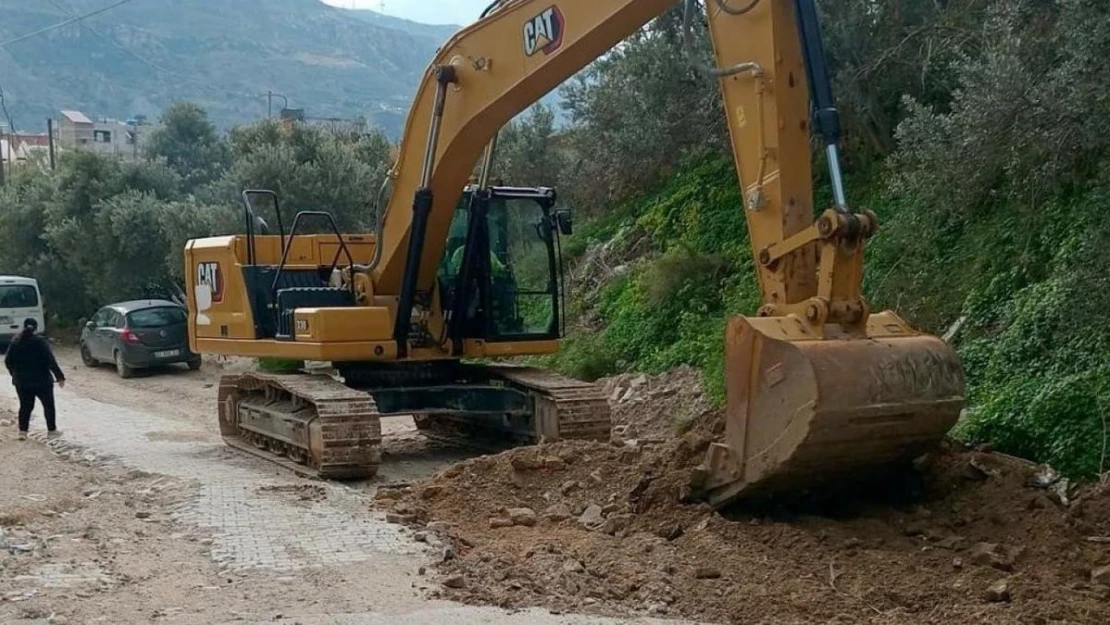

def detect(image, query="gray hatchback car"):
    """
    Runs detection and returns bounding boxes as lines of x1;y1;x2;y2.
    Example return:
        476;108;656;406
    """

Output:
80;300;201;378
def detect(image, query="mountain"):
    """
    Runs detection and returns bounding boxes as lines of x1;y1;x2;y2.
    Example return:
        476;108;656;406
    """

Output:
343;9;459;42
0;0;461;138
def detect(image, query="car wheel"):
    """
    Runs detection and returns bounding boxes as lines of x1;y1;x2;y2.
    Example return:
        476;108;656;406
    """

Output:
80;342;98;367
114;351;134;379
187;359;202;371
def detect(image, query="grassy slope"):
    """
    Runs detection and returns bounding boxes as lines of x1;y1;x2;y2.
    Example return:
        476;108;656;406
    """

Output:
547;155;1110;478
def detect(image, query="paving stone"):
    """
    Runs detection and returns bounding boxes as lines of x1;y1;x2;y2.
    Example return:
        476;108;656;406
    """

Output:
0;382;421;573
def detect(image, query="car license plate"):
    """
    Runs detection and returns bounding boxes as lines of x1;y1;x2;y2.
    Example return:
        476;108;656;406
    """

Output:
155;349;180;358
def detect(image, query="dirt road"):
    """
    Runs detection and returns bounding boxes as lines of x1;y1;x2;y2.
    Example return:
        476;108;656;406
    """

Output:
0;347;689;625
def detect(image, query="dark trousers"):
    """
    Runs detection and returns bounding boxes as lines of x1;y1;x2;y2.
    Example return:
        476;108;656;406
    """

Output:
16;384;56;432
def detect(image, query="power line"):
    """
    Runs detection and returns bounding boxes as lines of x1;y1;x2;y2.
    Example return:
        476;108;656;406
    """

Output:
39;0;275;109
0;0;137;48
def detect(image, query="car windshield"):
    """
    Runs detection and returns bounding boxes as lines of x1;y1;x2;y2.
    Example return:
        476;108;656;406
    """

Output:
126;306;186;328
0;285;38;308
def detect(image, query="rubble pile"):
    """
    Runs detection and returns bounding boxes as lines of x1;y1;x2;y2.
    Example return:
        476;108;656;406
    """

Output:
380;372;1110;624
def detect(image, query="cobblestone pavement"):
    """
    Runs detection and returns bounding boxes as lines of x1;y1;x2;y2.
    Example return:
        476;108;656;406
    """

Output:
0;377;695;625
0;379;419;574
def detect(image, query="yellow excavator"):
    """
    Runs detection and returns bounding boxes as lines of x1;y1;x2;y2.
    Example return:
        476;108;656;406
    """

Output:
184;0;965;506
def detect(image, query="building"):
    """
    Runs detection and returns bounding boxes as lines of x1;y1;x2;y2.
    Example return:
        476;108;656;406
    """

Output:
56;109;156;161
0;132;51;166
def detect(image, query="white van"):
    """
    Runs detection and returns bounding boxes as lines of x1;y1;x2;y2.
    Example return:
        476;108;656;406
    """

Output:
0;276;45;346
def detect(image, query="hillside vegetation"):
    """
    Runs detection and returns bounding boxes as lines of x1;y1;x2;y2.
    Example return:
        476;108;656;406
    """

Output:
0;0;1107;478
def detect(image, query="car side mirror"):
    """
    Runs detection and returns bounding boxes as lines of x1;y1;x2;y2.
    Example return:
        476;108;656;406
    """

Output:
80;318;91;329
555;209;572;236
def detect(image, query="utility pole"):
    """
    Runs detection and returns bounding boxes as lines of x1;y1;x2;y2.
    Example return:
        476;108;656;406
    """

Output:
260;91;289;119
47;118;56;170
0;123;6;187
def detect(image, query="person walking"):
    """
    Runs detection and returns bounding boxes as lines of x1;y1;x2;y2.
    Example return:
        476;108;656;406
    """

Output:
4;318;65;440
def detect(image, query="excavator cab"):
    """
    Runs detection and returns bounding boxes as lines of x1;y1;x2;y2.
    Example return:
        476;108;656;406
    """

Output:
437;185;569;349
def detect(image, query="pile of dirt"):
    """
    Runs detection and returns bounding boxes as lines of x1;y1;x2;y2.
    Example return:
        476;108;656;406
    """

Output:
598;365;718;442
379;374;1110;624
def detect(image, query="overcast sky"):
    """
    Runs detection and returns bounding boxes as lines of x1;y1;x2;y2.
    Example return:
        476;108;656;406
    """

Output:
320;0;489;25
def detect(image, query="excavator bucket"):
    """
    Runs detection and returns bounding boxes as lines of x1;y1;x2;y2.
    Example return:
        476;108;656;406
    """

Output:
693;310;965;507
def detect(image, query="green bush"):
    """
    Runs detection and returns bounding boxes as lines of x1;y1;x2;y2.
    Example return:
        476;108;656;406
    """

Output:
257;358;305;374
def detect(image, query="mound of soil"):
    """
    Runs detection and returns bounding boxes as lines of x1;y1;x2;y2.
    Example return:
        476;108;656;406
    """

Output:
599;365;716;441
380;375;1110;625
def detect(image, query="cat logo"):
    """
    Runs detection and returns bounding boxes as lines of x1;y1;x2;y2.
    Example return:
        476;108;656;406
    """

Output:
196;262;223;303
523;6;564;57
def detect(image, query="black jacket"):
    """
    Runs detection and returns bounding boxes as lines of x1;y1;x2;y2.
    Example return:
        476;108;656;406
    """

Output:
4;334;65;388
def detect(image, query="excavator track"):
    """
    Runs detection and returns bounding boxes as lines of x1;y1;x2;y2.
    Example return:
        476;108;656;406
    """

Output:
411;364;612;446
217;372;382;480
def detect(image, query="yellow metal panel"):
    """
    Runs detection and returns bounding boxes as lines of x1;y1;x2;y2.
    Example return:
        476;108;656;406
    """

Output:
461;339;560;358
293;307;393;343
185;237;258;342
196;337;398;362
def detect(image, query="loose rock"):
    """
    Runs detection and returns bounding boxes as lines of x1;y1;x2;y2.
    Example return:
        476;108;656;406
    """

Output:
510;455;545;471
420;485;445;500
489;517;514;529
544;456;567;471
985;579;1011;603
508;508;538;527
385;513;416;525
1091;565;1110;585
443;574;466;589
969;542;1018;571
578;504;604;528
695;567;722;580
543;504;572;523
562;559;585;574
600;514;633;536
